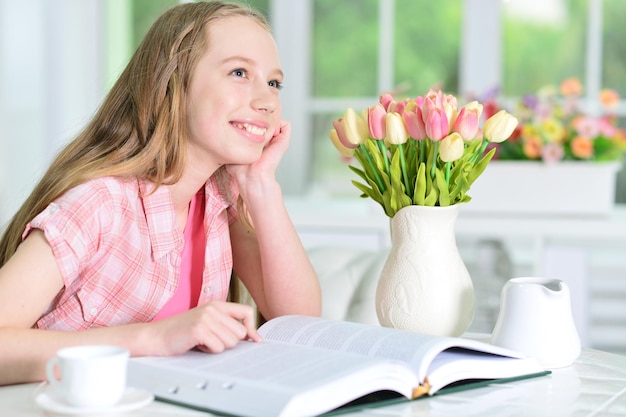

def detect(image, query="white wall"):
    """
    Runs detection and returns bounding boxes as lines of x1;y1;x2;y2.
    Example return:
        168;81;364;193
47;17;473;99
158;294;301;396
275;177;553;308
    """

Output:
0;0;104;227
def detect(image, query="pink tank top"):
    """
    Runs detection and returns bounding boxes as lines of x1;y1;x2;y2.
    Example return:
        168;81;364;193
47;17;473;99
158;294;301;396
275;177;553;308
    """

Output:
153;190;206;321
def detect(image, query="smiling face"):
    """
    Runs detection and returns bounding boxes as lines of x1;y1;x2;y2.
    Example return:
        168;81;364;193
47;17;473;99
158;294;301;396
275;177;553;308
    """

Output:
185;15;283;174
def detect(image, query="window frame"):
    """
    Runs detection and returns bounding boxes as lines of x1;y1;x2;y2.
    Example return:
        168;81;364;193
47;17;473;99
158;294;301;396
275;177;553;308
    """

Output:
271;0;624;196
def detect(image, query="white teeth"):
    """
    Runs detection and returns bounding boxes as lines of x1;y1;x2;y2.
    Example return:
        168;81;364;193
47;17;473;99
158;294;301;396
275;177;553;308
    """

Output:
234;122;266;136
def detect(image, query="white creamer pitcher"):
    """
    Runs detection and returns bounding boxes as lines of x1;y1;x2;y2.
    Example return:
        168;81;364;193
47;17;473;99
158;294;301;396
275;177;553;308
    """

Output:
491;277;581;368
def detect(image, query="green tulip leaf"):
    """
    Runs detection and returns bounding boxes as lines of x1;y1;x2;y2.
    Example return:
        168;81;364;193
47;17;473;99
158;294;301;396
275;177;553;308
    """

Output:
348;165;368;182
414;162;426;205
468;147;496;185
424;182;438;206
435;169;450;206
352;180;383;206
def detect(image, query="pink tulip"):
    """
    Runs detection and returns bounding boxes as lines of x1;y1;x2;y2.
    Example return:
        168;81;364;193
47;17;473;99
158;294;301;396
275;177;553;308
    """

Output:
368;104;387;140
424;89;444;109
332;118;356;149
390;99;410;115
329;129;356;157
453;107;480;141
403;106;427;140
424;107;449;141
379;93;395;111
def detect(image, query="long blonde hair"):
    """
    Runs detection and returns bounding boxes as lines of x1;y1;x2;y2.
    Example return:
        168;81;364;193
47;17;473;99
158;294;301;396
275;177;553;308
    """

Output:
0;1;269;266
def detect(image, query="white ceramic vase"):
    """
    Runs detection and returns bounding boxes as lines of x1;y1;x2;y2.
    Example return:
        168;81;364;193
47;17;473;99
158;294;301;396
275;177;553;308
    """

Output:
375;204;475;336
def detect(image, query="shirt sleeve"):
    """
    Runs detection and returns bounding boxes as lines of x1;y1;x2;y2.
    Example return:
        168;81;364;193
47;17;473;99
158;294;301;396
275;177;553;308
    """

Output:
23;180;115;289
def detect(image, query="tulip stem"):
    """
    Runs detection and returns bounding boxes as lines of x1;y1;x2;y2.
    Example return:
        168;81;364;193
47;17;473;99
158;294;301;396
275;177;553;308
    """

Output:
377;140;391;179
430;141;440;179
398;144;412;198
445;162;451;185
360;144;386;193
470;139;489;164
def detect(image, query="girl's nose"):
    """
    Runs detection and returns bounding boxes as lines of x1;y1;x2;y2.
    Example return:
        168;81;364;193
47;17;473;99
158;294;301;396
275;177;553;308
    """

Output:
252;83;278;113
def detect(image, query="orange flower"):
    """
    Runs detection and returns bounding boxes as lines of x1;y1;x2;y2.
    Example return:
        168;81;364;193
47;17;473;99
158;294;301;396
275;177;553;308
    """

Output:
599;89;620;109
523;136;543;159
559;77;583;96
570;136;594;159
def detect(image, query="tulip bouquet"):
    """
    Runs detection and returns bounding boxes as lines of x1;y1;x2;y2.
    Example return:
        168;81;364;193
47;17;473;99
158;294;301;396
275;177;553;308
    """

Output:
490;78;626;163
330;89;519;217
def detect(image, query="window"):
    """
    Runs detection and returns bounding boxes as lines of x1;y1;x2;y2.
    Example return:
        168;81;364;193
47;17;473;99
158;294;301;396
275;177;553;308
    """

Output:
287;0;462;197
503;0;587;95
104;0;270;89
2;1;625;228
272;0;626;201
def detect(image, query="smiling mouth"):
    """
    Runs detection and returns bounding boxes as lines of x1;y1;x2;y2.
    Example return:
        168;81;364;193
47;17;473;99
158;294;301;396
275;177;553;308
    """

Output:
231;122;267;136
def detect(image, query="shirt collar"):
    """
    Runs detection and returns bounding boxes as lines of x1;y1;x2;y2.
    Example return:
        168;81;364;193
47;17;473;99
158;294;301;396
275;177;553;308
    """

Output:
138;168;237;259
139;179;182;259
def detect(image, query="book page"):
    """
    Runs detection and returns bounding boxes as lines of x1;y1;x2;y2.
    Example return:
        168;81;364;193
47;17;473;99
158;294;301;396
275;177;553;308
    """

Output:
259;316;444;371
129;341;418;417
137;341;390;389
259;316;541;383
425;348;545;393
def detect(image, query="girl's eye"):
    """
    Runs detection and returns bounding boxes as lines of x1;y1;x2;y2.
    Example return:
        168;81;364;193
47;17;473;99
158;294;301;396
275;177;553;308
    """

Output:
269;80;283;90
231;68;246;78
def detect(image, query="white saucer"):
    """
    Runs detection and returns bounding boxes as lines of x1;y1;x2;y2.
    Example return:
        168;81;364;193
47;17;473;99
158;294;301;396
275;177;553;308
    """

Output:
35;387;154;415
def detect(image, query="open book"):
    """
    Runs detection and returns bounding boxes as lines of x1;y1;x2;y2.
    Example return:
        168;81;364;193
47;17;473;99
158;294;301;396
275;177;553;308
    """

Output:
127;315;547;417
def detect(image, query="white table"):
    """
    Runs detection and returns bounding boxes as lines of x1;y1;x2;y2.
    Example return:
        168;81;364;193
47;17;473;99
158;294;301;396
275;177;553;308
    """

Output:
286;198;626;350
1;349;625;417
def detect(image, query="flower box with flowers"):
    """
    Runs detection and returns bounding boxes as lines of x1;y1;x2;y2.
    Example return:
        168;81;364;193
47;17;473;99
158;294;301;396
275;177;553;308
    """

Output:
463;160;622;216
463;78;625;216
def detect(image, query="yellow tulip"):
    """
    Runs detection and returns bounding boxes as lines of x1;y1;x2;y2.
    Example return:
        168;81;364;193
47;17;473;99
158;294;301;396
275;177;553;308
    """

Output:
385;112;408;145
343;108;369;146
439;132;464;162
464;100;483;120
483;110;518;143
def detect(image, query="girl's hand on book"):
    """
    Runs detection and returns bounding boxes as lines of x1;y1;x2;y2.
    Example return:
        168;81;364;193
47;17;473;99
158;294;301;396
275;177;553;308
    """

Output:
152;301;262;355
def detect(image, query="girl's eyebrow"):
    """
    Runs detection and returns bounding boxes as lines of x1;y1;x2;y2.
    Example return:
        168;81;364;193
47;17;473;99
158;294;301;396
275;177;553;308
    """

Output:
221;56;284;79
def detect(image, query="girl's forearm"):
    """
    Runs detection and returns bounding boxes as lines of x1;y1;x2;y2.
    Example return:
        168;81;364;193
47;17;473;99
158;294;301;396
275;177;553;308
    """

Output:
0;323;152;386
243;182;322;318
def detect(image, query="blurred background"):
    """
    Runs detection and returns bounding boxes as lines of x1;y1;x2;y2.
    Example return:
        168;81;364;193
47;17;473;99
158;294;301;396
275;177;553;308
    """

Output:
1;0;625;353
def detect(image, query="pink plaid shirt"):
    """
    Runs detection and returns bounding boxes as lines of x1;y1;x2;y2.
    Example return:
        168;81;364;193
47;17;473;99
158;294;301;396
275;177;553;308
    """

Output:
24;169;239;331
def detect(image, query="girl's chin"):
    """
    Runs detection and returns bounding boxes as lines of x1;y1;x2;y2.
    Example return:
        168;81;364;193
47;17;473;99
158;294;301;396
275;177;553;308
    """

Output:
231;148;264;165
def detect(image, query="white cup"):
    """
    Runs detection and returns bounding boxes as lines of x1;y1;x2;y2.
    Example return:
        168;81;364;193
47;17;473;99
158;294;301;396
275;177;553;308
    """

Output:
46;345;130;408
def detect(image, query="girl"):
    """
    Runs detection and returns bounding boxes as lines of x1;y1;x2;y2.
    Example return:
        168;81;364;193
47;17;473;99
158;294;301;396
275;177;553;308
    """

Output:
0;1;321;385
